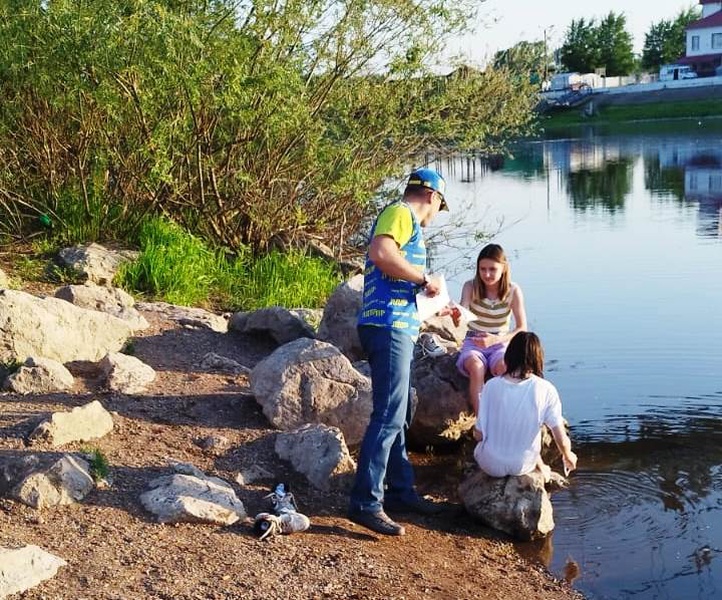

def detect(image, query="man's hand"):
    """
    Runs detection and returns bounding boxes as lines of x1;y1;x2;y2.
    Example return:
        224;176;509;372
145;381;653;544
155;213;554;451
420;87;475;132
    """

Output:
422;274;441;297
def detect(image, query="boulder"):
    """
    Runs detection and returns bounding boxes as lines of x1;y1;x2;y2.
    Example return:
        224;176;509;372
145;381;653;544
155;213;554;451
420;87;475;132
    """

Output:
0;545;66;599
250;338;372;446
56;243;138;285
3;357;74;394
275;423;356;491
2;454;94;509
140;467;246;525
316;274;364;361
135;301;228;332
54;283;148;330
458;469;555;541
29;400;114;447
198;352;250;376
0;289;132;364
100;352;156;394
229;306;315;345
409;352;472;447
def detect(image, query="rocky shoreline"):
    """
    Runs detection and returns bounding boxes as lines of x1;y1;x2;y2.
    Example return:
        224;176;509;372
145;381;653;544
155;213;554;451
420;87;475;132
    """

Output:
0;246;583;600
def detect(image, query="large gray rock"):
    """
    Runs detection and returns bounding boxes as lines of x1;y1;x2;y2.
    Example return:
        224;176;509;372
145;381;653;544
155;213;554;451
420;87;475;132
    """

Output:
29;400;114;447
409;352;472;447
317;274;364;361
3;357;74;394
135;301;228;332
275;423;356;491
250;338;372;446
56;243;138;285
140;468;246;525
0;289;132;364
3;454;94;509
229;306;315;345
458;469;555;541
99;352;156;394
55;283;148;330
0;545;66;599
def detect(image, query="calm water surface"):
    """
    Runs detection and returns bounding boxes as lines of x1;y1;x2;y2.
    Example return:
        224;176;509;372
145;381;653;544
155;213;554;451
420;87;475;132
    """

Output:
426;122;722;600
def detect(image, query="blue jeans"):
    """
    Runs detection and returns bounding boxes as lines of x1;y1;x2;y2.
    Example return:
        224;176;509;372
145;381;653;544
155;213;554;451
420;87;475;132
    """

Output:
349;325;419;513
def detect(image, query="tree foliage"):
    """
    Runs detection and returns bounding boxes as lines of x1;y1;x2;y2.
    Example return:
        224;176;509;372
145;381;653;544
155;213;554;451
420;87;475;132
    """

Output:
642;7;701;72
0;0;538;254
559;13;634;76
596;13;635;76
560;18;599;74
493;40;547;79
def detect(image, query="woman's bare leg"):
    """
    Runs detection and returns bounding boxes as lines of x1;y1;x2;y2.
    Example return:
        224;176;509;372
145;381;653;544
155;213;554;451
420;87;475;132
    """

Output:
464;355;486;416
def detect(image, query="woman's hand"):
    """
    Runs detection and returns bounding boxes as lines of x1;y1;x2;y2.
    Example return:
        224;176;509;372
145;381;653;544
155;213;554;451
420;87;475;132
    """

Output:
437;303;462;327
563;451;578;475
473;333;498;348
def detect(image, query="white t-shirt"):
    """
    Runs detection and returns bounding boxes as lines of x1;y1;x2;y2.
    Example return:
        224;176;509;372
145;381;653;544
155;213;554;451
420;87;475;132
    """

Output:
473;374;564;477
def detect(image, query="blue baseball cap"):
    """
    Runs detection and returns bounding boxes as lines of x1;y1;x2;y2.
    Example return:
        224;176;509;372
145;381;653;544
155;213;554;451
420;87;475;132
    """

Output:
407;168;449;211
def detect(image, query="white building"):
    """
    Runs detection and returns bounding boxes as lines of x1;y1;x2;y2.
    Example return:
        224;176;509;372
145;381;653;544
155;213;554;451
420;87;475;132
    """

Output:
679;0;722;75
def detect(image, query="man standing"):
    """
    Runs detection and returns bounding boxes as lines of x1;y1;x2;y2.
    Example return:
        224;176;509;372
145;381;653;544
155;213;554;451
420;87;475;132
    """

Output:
348;167;448;536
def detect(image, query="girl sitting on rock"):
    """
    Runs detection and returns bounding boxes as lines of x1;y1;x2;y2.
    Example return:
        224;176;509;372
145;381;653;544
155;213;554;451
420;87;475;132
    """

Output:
455;243;527;415
473;331;577;481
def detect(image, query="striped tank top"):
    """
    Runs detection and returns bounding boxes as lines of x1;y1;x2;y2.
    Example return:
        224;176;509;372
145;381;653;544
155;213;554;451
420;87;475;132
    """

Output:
466;284;516;335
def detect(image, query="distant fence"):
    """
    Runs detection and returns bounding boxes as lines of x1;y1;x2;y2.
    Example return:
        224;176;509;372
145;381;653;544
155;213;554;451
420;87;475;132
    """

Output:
541;75;722;101
595;75;722;95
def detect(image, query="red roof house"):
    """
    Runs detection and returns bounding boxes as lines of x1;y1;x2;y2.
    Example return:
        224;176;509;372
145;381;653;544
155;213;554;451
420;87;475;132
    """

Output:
682;2;722;74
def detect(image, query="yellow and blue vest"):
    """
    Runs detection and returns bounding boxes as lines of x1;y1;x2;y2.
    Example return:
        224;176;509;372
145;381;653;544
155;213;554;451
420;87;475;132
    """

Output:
358;202;426;337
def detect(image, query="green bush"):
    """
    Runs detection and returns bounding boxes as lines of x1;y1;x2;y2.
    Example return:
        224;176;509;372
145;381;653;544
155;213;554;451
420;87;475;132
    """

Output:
0;0;536;254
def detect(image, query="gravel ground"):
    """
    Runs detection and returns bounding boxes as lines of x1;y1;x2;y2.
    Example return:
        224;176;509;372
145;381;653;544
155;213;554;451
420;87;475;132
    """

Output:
0;268;583;600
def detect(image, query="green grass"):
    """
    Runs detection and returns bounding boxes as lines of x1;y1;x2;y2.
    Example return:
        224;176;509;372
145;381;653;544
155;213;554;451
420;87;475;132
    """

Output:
117;218;222;306
82;448;110;482
540;99;722;130
223;249;342;311
117;217;341;310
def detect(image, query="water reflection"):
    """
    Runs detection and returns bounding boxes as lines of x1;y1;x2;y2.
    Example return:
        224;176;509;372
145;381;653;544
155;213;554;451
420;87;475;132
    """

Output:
491;136;722;238
565;159;633;212
653;140;722;237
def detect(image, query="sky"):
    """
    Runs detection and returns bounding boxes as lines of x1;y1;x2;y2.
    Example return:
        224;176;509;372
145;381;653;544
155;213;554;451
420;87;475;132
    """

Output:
445;0;700;65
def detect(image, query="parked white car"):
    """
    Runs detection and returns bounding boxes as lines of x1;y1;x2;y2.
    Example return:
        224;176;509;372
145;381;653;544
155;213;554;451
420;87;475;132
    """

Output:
659;64;698;81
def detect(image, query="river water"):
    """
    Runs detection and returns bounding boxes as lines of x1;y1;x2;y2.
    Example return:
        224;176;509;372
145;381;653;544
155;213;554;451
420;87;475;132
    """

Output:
425;120;722;600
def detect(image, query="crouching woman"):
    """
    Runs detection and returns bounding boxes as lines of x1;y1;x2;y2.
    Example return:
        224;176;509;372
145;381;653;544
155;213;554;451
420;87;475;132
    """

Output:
473;331;577;480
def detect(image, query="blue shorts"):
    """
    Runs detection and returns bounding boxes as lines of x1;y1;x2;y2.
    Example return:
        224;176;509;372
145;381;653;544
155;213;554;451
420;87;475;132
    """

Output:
455;334;506;376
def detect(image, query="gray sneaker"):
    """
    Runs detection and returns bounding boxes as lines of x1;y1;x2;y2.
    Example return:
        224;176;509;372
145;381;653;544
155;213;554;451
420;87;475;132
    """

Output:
418;333;447;358
254;512;311;540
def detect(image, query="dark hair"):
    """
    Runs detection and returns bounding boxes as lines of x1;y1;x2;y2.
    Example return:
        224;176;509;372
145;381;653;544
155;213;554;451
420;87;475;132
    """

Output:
472;243;510;302
504;331;544;378
403;184;433;200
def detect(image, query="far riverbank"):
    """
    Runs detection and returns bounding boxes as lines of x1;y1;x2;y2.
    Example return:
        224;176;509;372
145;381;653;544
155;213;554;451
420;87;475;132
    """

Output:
540;83;722;130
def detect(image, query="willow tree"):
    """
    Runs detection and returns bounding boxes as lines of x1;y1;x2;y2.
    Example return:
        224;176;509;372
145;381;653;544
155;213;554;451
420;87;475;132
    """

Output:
0;0;538;253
